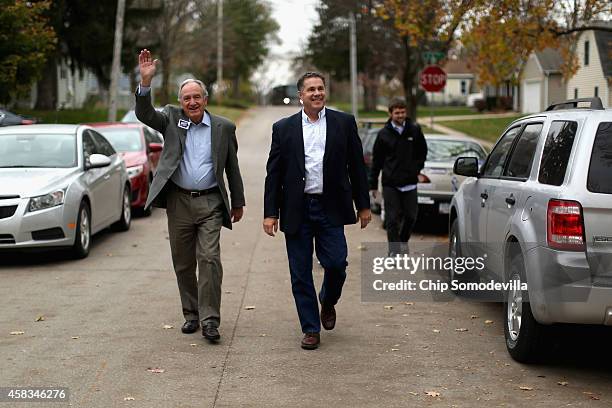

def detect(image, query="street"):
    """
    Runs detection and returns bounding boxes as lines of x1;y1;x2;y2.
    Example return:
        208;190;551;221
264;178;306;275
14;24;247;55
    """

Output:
1;106;611;408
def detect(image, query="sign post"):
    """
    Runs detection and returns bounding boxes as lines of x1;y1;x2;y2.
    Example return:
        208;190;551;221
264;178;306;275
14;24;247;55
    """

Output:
420;64;447;129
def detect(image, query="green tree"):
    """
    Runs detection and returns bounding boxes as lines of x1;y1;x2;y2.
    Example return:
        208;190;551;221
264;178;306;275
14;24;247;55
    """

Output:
0;0;56;105
304;0;403;111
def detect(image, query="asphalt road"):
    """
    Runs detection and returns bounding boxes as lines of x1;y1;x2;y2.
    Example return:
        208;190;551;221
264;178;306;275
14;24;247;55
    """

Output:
1;106;611;408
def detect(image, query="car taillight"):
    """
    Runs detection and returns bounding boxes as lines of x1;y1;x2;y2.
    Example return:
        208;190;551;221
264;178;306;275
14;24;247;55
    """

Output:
547;199;585;251
418;173;431;183
21;119;34;125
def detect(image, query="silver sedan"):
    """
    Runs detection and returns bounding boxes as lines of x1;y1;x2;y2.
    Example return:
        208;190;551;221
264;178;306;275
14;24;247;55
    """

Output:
0;124;131;258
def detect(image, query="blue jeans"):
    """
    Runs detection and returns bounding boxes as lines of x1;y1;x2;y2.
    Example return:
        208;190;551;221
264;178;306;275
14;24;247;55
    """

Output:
284;195;348;333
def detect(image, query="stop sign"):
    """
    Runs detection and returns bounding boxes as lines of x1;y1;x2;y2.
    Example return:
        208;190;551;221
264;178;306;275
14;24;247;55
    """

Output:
420;65;447;92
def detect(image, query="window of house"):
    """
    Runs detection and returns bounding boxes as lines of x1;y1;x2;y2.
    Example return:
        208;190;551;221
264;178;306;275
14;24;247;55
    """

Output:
584;40;590;66
595;86;599;97
574;88;578;99
461;80;467;95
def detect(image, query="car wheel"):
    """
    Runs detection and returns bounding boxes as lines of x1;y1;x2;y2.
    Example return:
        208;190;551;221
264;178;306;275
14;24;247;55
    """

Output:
71;201;91;259
111;186;131;232
448;218;475;288
504;254;547;363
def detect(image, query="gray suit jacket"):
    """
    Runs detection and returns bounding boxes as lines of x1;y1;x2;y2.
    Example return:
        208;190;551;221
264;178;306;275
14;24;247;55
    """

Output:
135;91;245;229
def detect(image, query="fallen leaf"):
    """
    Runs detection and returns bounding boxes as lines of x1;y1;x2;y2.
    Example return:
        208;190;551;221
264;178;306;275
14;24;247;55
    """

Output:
391;348;399;351
408;392;418;396
404;302;414;305
10;331;24;335
71;336;80;340
383;305;394;310
244;306;256;310
35;316;45;322
147;368;165;373
557;381;568;386
455;328;468;332
433;329;441;333
484;320;494;324
190;343;197;347
162;325;174;329
470;315;479;319
260;334;267;337
402;314;409;317
124;397;135;401
519;386;533;391
106;253;113;257
425;391;440;397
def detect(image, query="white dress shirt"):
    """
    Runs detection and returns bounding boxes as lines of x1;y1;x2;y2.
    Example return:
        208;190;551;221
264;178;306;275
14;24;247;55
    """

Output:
302;108;327;194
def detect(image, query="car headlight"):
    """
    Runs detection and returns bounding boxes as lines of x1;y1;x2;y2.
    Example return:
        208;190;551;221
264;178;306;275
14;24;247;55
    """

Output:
127;165;144;179
28;190;65;212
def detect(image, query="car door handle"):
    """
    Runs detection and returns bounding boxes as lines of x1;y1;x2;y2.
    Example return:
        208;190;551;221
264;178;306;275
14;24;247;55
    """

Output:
480;192;488;200
505;196;516;206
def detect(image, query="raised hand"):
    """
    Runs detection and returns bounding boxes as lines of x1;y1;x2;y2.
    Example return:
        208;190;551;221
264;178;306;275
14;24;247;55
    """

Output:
138;49;158;87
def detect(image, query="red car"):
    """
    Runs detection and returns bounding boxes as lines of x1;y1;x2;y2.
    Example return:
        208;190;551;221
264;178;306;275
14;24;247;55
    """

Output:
88;123;163;215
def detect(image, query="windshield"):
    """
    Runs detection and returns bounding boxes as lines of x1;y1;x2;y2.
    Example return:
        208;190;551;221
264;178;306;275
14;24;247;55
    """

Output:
427;139;487;162
95;128;143;152
0;133;76;168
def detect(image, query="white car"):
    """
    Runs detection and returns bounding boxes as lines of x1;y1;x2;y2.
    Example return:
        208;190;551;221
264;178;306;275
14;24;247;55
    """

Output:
0;125;131;258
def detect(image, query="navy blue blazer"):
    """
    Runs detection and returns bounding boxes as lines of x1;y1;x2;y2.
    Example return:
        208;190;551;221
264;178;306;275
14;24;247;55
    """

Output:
264;108;370;235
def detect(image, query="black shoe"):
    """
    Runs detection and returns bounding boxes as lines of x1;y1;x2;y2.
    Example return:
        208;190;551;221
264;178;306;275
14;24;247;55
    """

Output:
181;320;199;334
202;322;220;342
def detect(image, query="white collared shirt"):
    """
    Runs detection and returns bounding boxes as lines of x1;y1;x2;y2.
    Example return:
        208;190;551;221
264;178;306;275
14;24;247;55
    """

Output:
302;107;327;194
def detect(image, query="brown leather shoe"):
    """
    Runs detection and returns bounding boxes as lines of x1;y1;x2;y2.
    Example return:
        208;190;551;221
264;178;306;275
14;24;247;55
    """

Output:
320;304;336;330
301;332;320;350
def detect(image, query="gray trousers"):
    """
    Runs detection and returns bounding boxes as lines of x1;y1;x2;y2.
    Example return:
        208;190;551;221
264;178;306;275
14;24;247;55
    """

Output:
166;187;224;327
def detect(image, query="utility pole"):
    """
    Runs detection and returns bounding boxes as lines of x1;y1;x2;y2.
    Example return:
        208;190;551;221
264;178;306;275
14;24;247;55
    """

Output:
108;0;126;122
349;12;358;121
217;0;224;105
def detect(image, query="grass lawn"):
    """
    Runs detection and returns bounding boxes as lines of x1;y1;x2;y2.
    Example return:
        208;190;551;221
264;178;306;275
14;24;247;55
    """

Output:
333;102;478;119
438;115;524;143
18;104;246;125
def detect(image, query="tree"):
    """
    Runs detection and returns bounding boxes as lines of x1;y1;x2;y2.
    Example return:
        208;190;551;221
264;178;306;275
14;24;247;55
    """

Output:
462;0;612;87
373;0;475;119
304;0;403;111
0;0;56;105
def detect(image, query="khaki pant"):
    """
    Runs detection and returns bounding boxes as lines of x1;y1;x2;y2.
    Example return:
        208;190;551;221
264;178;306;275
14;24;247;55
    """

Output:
166;187;224;327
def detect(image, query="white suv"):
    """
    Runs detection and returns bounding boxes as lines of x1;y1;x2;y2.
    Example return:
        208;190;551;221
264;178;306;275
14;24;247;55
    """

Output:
449;97;612;363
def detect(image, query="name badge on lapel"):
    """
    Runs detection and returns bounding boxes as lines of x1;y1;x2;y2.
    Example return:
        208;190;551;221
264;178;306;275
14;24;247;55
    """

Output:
178;119;190;129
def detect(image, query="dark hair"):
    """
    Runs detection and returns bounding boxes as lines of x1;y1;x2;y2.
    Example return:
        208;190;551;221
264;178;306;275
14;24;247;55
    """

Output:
297;72;326;91
388;98;408;113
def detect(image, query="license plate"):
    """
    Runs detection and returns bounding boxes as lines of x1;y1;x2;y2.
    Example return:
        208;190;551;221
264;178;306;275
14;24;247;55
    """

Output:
418;196;435;205
438;202;451;214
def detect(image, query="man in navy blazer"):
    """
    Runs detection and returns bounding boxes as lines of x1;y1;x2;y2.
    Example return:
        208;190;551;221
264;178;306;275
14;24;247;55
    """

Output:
263;72;371;349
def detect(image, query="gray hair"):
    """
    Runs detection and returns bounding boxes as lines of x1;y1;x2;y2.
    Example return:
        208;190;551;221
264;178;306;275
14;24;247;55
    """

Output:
177;78;209;100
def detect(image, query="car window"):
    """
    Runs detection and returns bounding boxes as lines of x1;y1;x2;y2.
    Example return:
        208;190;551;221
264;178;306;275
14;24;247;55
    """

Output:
587;122;612;194
0;133;76;168
482;126;522;178
83;131;97;157
504;123;542;179
427;140;487;162
538;121;578;186
90;130;116;156
97;128;143;152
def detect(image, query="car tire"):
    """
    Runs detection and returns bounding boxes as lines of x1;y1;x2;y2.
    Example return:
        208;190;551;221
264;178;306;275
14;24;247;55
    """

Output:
111;186;131;232
504;253;547;363
448;218;475;288
71;201;91;259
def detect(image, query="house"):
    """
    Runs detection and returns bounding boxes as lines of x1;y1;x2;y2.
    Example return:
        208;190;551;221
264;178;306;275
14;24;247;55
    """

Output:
425;57;479;105
566;25;612;107
520;48;565;113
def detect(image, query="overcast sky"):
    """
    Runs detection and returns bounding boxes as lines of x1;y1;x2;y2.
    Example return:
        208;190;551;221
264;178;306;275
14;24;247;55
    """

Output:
254;0;320;89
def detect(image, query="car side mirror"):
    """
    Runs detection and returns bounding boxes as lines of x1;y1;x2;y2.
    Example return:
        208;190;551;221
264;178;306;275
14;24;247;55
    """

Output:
85;153;111;170
148;142;163;153
454;157;479;177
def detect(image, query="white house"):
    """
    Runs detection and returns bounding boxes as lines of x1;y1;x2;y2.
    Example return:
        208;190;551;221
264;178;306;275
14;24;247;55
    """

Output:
520;48;565;113
425;57;478;105
566;24;612;107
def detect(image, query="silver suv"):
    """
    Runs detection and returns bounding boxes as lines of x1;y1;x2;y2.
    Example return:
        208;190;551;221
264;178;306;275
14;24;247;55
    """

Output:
449;97;612;363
